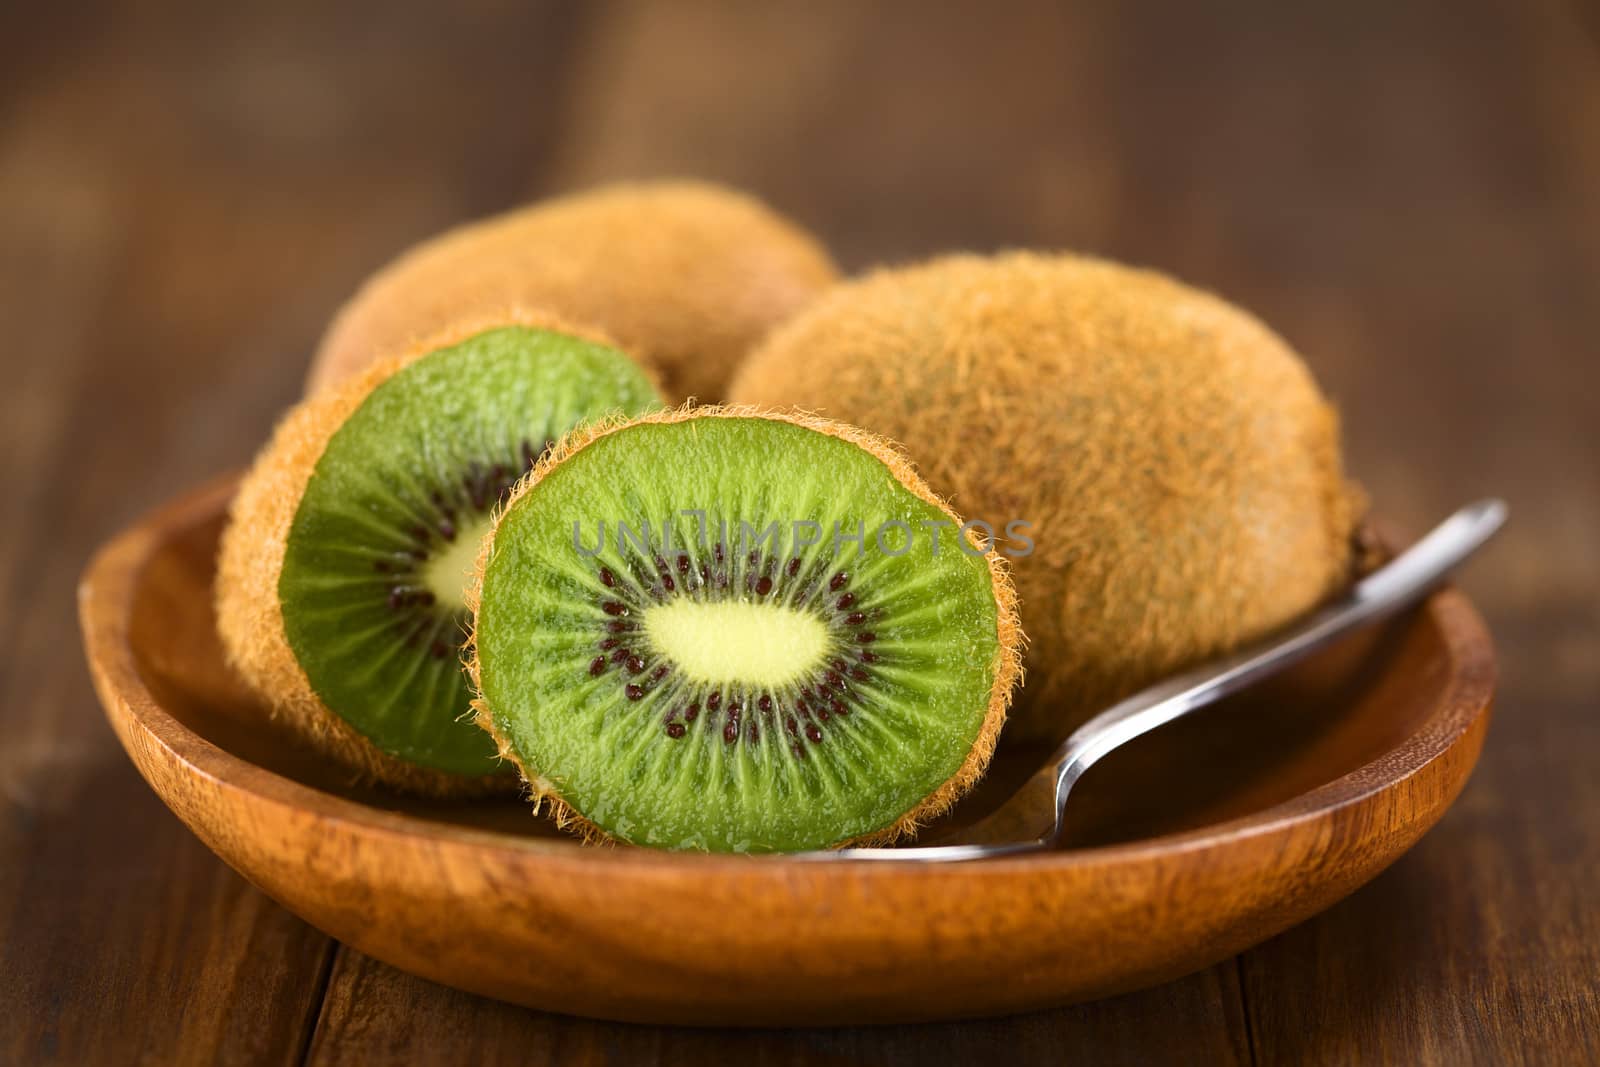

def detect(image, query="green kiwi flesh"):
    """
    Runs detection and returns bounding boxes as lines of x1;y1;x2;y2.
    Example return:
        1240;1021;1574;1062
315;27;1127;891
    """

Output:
279;326;662;777
472;413;1016;851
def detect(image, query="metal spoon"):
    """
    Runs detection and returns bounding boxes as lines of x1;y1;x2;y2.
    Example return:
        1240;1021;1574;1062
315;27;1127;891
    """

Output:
795;499;1507;863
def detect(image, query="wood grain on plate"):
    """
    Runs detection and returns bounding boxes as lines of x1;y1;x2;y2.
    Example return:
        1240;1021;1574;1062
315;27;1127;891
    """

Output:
79;477;1495;1026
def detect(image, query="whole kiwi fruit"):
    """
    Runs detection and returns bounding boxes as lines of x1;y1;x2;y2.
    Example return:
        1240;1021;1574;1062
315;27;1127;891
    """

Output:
729;252;1360;740
466;406;1023;851
308;180;838;403
217;311;664;794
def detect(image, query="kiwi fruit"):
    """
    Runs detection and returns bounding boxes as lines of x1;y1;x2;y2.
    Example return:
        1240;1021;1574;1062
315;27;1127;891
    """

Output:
465;406;1022;852
216;313;664;794
308;180;839;403
729;252;1359;741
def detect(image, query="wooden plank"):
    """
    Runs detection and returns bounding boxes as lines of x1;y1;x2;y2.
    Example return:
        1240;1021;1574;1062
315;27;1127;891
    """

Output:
1057;1;1600;1062
409;0;1597;1060
304;949;1250;1067
1240;689;1600;1065
0;48;337;1067
298;1;1256;1056
3;0;1594;1061
0;2;590;1063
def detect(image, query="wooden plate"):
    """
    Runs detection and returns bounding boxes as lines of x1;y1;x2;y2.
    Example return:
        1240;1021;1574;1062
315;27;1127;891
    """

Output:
78;478;1497;1026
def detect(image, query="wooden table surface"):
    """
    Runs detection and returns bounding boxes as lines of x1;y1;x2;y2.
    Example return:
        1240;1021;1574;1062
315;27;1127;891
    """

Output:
3;2;1597;1063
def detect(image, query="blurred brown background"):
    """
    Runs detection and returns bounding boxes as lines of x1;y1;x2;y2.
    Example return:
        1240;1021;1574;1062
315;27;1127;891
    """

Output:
2;1;1596;1063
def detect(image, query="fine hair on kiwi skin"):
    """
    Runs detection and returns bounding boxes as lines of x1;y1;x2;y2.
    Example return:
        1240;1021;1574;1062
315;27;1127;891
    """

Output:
307;179;840;403
215;309;665;797
464;405;1024;852
729;251;1363;743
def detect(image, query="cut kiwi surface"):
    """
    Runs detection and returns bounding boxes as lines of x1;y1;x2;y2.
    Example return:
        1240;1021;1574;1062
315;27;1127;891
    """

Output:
219;320;663;789
469;408;1021;852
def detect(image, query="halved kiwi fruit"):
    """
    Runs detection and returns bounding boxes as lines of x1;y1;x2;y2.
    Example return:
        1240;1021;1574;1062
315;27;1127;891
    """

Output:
215;314;664;794
308;180;839;402
729;252;1361;741
467;407;1022;852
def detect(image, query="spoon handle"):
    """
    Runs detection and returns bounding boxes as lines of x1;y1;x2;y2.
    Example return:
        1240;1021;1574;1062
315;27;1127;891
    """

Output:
815;499;1506;862
1042;498;1509;831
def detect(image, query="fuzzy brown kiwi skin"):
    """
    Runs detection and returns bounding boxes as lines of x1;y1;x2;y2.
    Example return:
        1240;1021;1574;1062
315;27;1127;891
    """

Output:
464;404;1025;850
308;180;839;403
728;252;1364;744
216;308;642;798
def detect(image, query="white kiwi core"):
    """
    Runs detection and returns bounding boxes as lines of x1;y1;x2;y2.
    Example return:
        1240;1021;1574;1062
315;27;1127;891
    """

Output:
423;515;495;609
643;599;829;688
